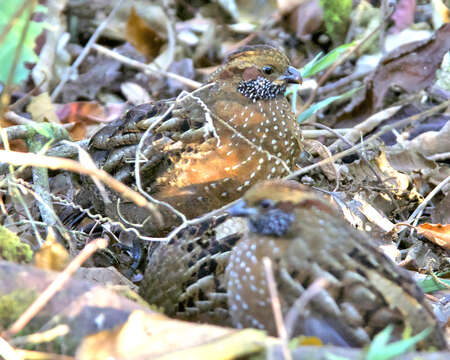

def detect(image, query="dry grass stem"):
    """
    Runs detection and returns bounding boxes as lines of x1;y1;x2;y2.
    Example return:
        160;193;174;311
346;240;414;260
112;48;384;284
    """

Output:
5;238;108;337
11;325;70;346
284;278;329;338
263;257;292;360
0;336;20;360
0;150;161;221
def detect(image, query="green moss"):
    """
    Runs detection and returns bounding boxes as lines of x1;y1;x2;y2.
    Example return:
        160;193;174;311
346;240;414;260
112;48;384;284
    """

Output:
0;225;33;263
319;0;352;44
0;289;37;329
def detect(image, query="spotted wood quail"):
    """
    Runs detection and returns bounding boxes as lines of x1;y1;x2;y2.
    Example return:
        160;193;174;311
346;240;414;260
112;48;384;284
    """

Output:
80;45;303;236
226;180;447;349
140;180;446;349
139;214;244;325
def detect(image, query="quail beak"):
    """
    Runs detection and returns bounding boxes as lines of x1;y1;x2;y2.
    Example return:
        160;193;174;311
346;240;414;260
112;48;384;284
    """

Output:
227;199;258;217
278;66;302;84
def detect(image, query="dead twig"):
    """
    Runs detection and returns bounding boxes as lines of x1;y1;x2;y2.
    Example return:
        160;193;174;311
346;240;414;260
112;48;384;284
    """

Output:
329;105;402;152
0;336;20;360
0;150;161;222
407;176;450;226
11;325;70;346
93;44;202;90
301;128;351;138
287;100;450;180
427;260;450;290
284;278;329;339
50;0;124;100
4;238;108;337
263;257;292;360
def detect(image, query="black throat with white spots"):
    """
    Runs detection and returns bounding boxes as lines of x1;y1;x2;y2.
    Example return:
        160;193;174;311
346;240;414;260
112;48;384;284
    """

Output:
248;208;295;236
237;76;286;101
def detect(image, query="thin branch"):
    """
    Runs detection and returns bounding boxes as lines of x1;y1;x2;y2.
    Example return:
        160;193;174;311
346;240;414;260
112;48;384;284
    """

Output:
11;325;70;346
287;100;450;180
301;128;351;138
0;336;20;360
263;257;292;360
284;278;328;339
329;105;402;152
407;176;450;226
92;43;202;89
427;260;450;290
50;0;124;100
0;150;161;221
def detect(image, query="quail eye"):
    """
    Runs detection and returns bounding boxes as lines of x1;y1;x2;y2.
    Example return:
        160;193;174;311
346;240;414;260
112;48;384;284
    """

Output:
259;199;274;209
262;66;273;75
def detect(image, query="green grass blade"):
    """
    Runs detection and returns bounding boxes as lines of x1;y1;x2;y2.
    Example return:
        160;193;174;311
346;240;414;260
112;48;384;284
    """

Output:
301;42;355;79
366;326;432;360
296;86;361;123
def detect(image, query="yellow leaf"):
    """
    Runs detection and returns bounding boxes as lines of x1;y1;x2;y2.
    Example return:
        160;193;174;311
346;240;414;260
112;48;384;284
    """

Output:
27;92;60;123
34;228;70;271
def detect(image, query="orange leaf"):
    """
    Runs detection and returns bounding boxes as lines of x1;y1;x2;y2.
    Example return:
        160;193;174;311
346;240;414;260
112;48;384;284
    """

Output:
56;102;125;124
416;223;450;250
125;7;165;60
55;102;125;141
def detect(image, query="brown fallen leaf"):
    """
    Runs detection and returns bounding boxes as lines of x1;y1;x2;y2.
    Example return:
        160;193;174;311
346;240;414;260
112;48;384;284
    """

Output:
126;7;165;60
337;24;450;126
416;223;450;250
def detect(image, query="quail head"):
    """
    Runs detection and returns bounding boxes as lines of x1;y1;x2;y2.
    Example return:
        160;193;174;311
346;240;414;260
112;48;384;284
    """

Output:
81;45;303;236
226;180;446;349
